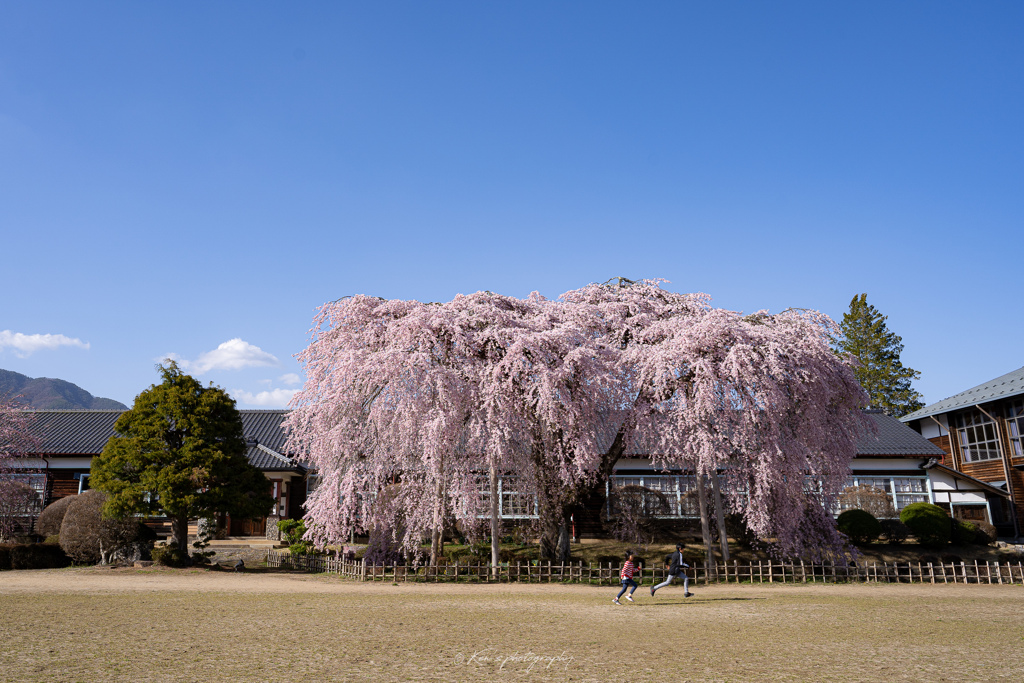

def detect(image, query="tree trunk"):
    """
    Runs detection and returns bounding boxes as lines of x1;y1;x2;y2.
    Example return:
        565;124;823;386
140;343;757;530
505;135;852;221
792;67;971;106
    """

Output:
489;463;501;577
429;471;445;566
539;520;571;562
530;438;571;563
696;474;714;570
710;471;730;563
537;491;571;563
430;527;441;567
170;514;190;555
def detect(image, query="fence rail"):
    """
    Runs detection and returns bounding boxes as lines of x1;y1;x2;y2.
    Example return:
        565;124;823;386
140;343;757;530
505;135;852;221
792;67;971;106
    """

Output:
265;551;1024;586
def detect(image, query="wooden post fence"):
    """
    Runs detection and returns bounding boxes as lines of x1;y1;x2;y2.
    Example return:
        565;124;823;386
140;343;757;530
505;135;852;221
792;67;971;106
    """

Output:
262;550;1024;587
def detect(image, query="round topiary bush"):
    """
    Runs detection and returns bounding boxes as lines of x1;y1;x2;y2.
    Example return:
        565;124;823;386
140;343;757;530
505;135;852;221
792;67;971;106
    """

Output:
950;519;977;546
837;509;881;545
59;489;152;564
59;490;107;563
879;519;910;545
900;502;951;549
34;495;78;538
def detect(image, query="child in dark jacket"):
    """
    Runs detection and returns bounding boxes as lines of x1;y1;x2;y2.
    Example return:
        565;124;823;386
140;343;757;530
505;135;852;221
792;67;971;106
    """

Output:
650;542;694;597
614;551;642;605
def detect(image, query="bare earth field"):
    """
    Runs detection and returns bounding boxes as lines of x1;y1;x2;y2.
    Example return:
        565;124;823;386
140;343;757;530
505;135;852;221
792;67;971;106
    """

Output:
1;567;1023;682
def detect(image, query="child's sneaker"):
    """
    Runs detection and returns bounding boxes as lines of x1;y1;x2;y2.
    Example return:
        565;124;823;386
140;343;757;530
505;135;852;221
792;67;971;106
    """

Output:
684;592;694;598
626;594;634;602
650;586;656;596
613;598;621;605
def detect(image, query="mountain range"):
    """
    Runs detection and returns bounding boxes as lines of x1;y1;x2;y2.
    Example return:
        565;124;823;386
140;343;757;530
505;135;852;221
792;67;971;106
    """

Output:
0;369;127;410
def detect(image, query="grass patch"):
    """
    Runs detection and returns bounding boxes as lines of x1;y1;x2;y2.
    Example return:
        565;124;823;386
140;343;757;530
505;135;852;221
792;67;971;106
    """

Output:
1;568;1023;681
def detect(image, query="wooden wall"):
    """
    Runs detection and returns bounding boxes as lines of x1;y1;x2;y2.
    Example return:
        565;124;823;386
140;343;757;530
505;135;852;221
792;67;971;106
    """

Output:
47;470;79;502
946;404;1024;531
928;435;952;465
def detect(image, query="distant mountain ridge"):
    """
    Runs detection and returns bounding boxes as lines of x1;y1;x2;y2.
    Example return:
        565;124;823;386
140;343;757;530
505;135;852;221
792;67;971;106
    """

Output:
0;369;127;410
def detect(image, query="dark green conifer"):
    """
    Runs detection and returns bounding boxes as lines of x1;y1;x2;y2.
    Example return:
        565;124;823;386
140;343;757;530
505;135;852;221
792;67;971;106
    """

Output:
835;294;924;418
91;362;274;555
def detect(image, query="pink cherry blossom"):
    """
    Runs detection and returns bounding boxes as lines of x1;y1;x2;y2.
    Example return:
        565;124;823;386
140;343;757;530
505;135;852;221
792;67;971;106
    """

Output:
287;279;868;561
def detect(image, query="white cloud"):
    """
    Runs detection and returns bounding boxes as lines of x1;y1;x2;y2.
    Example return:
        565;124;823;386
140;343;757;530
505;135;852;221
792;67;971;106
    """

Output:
279;373;301;386
232;388;298;408
165;338;279;374
0;330;89;357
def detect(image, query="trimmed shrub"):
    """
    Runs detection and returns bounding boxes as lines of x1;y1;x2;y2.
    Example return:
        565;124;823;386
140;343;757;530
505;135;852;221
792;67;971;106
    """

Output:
10;543;70;570
289;541;314;557
151;545;191;567
950;519;977;546
59;490;106;563
34;495;78;538
277;518;304;543
973;521;997;545
59;489;153;564
900;502;951;549
879;519;910;545
0;544;11;570
278;519;315;556
837;509;881;545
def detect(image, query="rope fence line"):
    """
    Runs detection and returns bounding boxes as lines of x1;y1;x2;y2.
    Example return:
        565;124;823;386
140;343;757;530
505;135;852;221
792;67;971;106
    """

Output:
265;550;1024;586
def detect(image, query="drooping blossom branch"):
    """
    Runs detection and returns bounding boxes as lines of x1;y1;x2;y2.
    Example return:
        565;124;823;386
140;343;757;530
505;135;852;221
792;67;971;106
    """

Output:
288;279;869;562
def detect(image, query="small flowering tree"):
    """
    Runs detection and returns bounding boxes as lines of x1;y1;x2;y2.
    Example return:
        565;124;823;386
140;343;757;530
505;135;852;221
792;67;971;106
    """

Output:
0;397;40;541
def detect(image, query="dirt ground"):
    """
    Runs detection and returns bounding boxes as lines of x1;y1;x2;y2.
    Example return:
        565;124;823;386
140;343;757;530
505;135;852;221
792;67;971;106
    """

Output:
2;567;1023;682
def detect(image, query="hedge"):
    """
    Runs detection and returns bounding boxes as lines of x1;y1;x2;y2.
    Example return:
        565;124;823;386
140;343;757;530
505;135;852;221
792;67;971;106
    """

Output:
0;543;71;570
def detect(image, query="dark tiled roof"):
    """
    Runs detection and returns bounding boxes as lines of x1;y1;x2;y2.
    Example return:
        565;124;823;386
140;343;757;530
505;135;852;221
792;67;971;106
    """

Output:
857;411;946;457
18;409;300;472
247;443;297;470
238;410;290;452
903;366;1024;422
20;409;939;465
23;410;124;454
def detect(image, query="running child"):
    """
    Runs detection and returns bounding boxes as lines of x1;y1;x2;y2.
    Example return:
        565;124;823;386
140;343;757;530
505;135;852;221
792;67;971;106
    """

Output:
613;551;641;605
650;542;694;597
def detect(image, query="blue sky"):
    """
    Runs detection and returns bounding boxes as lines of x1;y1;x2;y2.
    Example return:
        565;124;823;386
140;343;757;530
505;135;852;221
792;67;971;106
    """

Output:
1;2;1022;408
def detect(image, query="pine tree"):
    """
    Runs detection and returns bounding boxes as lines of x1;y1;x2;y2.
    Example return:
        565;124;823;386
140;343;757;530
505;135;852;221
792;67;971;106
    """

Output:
836;294;924;418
